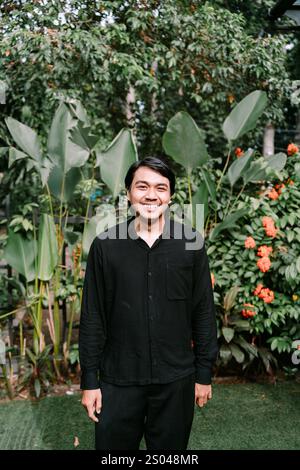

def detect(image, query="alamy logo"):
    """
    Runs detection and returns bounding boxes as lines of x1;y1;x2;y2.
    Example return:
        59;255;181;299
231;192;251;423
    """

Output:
94;202;206;250
291;340;300;365
0;339;6;365
0;81;7;104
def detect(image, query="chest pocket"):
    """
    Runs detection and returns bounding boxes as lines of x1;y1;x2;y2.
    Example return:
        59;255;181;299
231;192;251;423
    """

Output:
166;262;193;300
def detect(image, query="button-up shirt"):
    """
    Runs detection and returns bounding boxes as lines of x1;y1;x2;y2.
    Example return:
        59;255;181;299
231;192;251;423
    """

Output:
79;214;218;389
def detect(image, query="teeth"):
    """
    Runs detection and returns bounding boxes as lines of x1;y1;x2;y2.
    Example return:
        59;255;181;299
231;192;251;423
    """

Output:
142;204;159;209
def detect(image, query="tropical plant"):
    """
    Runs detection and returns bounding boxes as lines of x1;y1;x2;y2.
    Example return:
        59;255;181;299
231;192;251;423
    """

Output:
0;99;138;396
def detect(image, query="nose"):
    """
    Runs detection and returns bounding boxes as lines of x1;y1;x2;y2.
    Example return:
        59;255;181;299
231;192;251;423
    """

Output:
145;187;158;200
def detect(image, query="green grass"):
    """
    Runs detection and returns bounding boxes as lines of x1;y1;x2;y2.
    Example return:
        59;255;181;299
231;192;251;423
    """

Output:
0;381;299;450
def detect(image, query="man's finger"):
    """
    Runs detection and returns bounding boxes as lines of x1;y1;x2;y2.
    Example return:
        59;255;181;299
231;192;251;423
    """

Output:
87;405;99;423
197;396;208;408
96;395;102;414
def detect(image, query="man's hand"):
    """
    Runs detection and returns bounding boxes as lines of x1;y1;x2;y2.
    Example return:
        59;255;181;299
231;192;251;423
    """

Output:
195;383;212;408
81;388;102;422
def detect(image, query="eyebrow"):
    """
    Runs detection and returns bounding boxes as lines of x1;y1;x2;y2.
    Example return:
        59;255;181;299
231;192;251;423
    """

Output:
134;180;169;188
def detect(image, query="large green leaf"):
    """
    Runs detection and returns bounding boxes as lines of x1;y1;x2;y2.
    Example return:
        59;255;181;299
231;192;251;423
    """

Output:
67;99;89;124
47;165;82;202
264;152;287;172
47;102;90;172
192;181;208;233
222;327;235;343
209;207;248;242
227;148;254;187
37;214;59;281
0;147;8;157
8;146;52;184
70;122;99;151
235;336;258;357
242;158;269;184
222;90;268;142
162;111;209;173
3;230;37;282
96;129;138;199
8;147;28;168
82;211;117;259
201;168;216;204
219;344;232;365
229;343;245;363
224;285;240;311
5;117;42;162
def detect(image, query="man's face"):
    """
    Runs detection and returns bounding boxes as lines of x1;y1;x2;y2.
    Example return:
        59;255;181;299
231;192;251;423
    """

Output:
127;166;171;221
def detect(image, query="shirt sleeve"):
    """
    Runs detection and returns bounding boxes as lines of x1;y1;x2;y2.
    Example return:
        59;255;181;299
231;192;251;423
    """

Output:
79;237;107;390
192;238;218;385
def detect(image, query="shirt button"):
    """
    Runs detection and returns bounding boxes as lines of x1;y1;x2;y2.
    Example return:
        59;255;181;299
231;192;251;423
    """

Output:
148;271;152;276
148;294;152;300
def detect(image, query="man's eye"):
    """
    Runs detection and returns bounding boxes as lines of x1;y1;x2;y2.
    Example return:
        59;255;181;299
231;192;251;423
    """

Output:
137;186;147;190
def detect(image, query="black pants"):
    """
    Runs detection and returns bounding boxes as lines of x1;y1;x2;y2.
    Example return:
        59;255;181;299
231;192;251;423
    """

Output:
95;372;195;450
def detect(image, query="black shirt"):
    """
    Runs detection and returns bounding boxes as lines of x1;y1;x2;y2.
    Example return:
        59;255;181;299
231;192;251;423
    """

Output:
79;213;218;389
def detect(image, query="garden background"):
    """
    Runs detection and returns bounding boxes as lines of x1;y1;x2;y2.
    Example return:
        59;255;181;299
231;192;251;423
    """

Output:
0;0;299;450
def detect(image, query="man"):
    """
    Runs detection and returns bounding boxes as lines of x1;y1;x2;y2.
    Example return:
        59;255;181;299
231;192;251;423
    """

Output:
79;156;218;450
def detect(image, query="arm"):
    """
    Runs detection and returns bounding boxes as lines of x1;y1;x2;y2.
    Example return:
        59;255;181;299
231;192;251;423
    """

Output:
192;238;218;405
79;237;107;421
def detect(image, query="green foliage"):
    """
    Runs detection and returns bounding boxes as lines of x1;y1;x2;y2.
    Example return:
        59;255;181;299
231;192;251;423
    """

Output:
0;0;293;164
96;128;138;198
0;2;299;395
207;149;300;374
162;111;208;173
18;345;55;399
223;90;268;142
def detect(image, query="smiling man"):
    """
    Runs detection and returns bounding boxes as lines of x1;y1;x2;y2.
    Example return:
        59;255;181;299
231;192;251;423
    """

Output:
79;156;218;450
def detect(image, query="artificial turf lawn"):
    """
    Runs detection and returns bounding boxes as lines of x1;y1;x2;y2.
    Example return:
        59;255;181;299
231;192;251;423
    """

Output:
0;381;299;450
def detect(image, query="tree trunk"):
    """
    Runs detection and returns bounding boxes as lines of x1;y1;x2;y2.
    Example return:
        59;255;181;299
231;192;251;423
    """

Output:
263;122;275;157
294;109;300;147
125;85;135;126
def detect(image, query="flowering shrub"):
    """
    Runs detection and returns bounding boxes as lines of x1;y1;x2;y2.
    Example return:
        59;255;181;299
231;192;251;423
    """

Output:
207;144;300;375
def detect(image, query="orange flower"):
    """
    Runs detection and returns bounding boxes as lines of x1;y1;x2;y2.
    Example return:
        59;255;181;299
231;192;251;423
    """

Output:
235;147;244;158
241;308;256;318
275;183;285;195
254;285;274;303
265;226;278;238
260;288;274;303
253;283;264;296
241;303;256;318
288;179;294;186
262;216;274;227
267;188;279;200
287;143;299;156
257;256;271;273
245;236;256;249
257;245;273;257
211;272;215;288
262;216;278;238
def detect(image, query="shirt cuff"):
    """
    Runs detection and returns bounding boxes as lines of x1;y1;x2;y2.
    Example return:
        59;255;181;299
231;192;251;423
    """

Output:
80;369;100;390
195;367;212;385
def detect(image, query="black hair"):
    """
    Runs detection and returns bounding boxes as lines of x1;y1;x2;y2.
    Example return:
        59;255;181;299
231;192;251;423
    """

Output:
124;157;176;196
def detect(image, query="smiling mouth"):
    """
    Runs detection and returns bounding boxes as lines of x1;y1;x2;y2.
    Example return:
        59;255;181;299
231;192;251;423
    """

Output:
141;204;161;210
